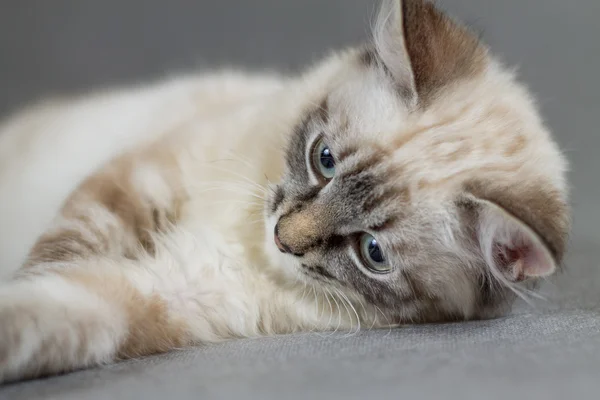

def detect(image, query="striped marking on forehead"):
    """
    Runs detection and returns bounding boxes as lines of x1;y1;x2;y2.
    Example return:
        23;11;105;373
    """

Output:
332;146;410;227
336;150;385;180
292;99;330;139
390;104;472;152
316;98;329;124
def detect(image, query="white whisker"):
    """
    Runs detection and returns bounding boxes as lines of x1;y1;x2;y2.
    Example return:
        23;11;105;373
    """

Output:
374;305;393;337
187;180;267;196
337;289;361;335
332;287;354;338
201;163;269;193
329;288;343;335
312;286;319;318
323;288;334;331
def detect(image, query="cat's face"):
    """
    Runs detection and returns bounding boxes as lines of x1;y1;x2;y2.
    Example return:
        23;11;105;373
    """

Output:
264;0;570;324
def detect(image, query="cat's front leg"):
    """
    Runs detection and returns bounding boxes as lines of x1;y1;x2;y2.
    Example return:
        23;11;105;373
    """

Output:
0;265;192;384
0;273;123;383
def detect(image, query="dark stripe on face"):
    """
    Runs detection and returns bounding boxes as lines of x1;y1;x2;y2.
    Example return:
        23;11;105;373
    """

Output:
317;99;329;124
336;145;359;163
401;270;427;301
271;185;285;213
314;265;336;280
296;186;321;203
346;273;410;308
286;115;311;180
286;101;330;182
322;234;346;251
336;152;382;182
362;186;400;214
313;266;333;279
368;216;399;232
302;264;339;283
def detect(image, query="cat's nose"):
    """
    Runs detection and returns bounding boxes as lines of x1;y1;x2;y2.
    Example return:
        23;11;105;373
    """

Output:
274;223;303;256
274;206;331;256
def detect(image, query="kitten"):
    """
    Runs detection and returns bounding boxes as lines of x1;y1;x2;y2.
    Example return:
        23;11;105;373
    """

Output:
0;0;569;383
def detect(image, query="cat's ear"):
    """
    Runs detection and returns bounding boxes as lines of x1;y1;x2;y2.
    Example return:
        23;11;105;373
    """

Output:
373;0;486;104
467;197;556;282
458;185;569;283
373;0;417;101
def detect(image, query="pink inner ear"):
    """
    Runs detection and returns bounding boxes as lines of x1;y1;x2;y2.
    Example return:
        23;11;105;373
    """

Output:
521;241;555;277
476;197;558;283
494;244;525;281
493;236;555;282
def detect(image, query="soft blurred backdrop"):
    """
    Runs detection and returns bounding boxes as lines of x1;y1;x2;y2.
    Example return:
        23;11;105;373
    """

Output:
1;2;600;399
0;0;598;265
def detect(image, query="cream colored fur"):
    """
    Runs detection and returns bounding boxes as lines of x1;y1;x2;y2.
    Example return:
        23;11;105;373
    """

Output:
0;57;373;382
0;1;568;384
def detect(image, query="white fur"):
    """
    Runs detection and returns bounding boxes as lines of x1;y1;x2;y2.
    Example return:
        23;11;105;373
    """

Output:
0;72;285;277
0;274;126;382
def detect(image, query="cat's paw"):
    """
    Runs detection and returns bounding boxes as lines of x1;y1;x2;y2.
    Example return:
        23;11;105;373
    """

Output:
0;275;124;384
0;293;96;383
0;283;90;383
0;303;43;383
0;296;91;383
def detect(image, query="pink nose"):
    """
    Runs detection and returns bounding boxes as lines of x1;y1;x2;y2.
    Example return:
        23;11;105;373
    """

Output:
274;224;291;254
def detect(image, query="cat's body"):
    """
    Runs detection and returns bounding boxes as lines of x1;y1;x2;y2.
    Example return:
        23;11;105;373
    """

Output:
0;72;288;275
0;0;570;384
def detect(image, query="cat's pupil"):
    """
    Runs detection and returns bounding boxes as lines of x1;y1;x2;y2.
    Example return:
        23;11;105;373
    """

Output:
320;147;335;170
310;139;336;180
368;238;384;263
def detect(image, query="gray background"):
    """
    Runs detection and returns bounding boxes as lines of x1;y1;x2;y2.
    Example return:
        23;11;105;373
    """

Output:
1;0;598;245
1;1;599;399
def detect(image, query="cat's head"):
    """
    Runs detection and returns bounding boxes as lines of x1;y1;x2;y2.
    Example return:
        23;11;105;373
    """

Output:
264;0;570;324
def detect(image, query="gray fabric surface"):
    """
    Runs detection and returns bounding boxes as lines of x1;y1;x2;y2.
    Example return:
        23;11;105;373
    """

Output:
1;240;598;400
2;310;600;400
1;0;598;399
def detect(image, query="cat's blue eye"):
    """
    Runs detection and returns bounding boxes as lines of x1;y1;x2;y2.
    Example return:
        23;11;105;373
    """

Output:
311;138;336;180
360;233;390;273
